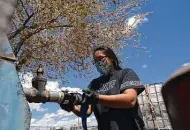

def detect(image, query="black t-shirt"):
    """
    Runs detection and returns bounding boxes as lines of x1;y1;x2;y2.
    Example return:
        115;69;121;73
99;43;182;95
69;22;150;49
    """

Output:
88;68;145;130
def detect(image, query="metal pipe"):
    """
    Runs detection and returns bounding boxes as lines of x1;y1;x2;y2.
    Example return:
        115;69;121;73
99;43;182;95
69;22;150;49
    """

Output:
23;87;64;103
23;87;82;105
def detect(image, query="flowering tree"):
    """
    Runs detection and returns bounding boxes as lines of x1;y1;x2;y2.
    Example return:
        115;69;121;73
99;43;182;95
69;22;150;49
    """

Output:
7;0;150;79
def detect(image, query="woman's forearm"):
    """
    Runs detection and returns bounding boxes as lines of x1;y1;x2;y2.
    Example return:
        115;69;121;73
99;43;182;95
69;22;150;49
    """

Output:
72;105;81;117
72;105;92;117
98;93;136;109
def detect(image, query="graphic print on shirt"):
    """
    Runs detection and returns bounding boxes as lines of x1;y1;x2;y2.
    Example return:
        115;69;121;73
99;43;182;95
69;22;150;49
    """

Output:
97;80;117;94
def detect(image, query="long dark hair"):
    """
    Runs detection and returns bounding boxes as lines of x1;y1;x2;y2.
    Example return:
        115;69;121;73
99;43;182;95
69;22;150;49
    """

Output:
93;46;122;70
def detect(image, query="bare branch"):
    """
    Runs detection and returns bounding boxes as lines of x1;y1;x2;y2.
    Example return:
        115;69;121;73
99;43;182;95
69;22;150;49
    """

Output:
8;13;34;40
19;0;30;18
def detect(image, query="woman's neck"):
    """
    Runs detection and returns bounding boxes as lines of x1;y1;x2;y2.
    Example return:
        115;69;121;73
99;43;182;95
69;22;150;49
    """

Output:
109;68;117;74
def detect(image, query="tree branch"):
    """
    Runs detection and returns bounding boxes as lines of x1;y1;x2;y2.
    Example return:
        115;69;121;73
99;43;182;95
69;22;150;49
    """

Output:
16;50;32;71
23;13;34;26
13;23;73;56
8;13;34;40
31;24;73;29
19;0;30;18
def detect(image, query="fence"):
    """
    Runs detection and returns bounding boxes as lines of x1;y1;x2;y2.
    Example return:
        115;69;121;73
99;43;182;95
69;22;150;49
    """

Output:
138;83;172;130
30;126;67;130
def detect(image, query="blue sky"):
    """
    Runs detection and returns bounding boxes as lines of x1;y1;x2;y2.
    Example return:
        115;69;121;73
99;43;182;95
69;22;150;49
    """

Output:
28;0;190;128
123;0;190;84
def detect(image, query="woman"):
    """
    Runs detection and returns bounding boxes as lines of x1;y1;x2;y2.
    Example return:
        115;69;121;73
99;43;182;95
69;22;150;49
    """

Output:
60;46;145;130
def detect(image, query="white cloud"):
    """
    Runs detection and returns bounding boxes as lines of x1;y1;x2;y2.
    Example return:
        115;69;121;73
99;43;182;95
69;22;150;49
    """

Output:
31;109;78;129
142;64;148;68
121;15;148;35
30;109;97;129
19;72;33;88
125;15;148;29
87;115;97;126
31;118;36;123
43;113;57;119
46;81;60;91
29;103;48;112
181;62;190;67
55;109;74;117
61;117;69;121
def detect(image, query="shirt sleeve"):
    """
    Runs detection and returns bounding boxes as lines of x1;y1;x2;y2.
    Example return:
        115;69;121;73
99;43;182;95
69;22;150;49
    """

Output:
87;80;94;90
120;69;145;95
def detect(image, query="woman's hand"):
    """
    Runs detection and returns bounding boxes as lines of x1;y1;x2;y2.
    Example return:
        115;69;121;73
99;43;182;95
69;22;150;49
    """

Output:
81;88;138;109
60;104;74;112
81;89;99;104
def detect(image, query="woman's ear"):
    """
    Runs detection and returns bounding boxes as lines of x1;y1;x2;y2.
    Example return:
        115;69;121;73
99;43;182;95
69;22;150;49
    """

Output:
109;59;116;68
107;57;113;64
